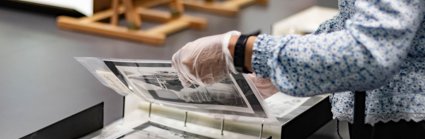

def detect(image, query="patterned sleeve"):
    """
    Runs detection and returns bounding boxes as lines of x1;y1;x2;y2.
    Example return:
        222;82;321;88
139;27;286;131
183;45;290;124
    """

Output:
313;0;355;34
252;0;424;97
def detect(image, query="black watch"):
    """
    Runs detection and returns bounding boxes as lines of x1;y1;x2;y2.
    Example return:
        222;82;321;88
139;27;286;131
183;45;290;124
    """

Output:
233;31;260;73
233;35;249;73
233;31;261;73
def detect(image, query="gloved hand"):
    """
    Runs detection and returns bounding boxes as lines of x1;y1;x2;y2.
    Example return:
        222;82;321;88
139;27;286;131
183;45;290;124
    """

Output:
246;74;278;99
172;31;241;87
175;83;238;103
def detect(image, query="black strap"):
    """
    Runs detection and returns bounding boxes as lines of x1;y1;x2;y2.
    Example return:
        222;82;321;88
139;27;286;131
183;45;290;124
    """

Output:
353;91;366;124
233;30;261;73
349;91;372;139
233;34;249;73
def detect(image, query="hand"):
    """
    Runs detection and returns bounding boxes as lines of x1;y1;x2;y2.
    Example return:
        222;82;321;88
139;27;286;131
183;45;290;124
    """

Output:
175;83;237;103
246;74;278;99
172;31;241;87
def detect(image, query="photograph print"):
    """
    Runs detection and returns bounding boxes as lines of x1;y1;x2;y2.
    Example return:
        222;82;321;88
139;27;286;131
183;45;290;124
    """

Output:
103;60;268;118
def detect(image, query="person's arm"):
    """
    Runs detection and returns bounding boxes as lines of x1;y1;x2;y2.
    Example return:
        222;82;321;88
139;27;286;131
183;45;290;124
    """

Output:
228;35;256;72
230;0;424;97
313;0;355;34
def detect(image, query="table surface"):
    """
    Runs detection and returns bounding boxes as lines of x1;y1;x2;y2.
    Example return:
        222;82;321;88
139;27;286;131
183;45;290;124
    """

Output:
0;0;336;138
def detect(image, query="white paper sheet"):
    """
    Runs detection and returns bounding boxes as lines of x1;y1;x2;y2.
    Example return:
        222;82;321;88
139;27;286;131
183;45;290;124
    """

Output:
264;92;309;118
76;57;269;119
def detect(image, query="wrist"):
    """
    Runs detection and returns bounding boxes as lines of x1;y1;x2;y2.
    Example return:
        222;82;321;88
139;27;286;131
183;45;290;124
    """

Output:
233;34;257;73
228;35;239;58
222;31;241;74
226;31;258;73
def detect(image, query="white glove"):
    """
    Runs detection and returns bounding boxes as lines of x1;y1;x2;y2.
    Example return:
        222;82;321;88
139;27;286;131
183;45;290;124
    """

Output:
172;31;241;87
175;83;237;103
246;74;278;99
176;87;212;103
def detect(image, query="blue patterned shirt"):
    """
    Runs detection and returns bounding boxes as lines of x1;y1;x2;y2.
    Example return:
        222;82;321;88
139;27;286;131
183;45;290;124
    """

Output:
252;0;425;125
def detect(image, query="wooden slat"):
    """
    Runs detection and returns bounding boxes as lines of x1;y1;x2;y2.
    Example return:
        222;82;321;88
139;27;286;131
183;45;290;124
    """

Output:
183;0;238;16
56;0;208;45
221;0;254;8
135;0;170;8
138;8;172;23
58;16;165;45
183;0;267;16
110;0;120;26
183;16;207;30
169;0;185;17
123;0;142;29
137;8;206;29
80;9;116;23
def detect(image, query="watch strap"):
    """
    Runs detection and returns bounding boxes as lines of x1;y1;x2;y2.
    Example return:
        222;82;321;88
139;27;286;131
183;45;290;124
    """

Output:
233;35;250;73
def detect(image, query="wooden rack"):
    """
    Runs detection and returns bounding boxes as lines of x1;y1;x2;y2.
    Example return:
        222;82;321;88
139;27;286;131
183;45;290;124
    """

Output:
183;0;268;16
57;0;207;45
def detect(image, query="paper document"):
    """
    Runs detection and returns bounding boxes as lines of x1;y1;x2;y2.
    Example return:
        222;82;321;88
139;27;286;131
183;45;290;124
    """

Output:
264;93;309;118
77;57;269;118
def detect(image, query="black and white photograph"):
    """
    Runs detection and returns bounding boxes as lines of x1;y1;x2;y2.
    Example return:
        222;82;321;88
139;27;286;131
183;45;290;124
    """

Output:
105;60;253;113
103;60;268;118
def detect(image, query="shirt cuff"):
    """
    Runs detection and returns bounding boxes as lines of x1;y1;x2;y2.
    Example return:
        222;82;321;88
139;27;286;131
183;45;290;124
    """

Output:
252;34;278;78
